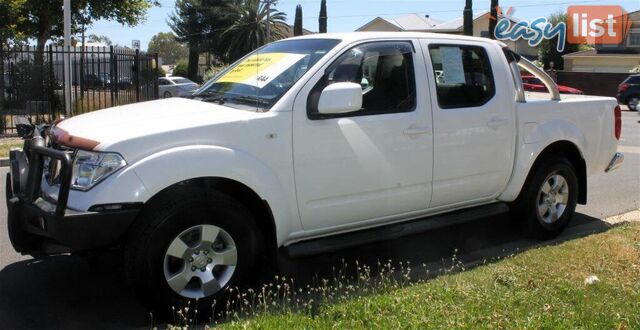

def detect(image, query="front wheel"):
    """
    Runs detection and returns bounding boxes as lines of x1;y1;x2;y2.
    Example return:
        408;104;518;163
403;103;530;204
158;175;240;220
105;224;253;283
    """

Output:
510;157;578;240
163;91;172;98
125;191;261;317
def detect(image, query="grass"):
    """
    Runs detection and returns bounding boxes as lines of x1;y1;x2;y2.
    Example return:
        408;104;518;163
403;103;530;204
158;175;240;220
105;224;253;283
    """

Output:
0;139;23;158
204;223;640;329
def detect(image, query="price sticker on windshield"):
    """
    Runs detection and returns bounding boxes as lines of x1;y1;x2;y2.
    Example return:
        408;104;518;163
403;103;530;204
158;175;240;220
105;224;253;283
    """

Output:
217;53;307;88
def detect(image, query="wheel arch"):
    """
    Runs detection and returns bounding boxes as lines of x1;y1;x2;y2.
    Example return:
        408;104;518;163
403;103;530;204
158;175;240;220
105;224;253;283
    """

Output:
138;176;279;266
500;139;587;204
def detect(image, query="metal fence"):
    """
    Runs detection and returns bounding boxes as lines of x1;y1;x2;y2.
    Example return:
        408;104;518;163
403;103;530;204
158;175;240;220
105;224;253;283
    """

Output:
0;45;159;136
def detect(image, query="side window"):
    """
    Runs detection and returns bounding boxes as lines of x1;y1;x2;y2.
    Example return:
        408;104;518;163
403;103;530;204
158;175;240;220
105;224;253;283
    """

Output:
308;41;416;119
428;45;495;109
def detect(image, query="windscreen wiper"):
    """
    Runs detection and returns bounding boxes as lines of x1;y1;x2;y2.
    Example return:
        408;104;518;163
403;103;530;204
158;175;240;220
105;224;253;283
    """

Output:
228;95;272;108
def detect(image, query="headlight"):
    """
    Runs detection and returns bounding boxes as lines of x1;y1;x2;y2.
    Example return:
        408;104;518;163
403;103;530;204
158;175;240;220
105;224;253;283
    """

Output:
70;150;126;191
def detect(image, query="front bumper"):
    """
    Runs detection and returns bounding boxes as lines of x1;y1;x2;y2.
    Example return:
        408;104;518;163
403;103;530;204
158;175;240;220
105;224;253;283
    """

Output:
6;137;140;255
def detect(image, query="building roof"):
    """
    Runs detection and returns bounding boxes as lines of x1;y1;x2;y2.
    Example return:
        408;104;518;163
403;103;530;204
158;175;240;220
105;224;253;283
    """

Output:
356;10;518;33
429;10;490;32
387;13;443;30
563;49;640;58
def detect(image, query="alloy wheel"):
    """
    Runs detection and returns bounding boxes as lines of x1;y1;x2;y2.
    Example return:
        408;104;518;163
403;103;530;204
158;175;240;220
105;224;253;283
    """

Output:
163;224;238;299
536;172;570;224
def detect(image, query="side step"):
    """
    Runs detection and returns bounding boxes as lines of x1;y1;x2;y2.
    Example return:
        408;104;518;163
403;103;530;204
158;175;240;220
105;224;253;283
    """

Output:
284;203;510;258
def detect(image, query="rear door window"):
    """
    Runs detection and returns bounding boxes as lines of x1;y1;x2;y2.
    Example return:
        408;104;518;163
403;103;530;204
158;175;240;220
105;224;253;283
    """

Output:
428;45;495;109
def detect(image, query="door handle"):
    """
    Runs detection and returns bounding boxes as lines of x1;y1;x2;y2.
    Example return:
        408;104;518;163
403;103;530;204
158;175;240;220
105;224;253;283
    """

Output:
486;117;508;128
403;127;430;136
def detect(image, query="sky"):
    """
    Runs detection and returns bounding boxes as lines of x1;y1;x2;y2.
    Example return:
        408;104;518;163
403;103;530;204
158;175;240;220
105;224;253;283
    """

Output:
87;0;640;51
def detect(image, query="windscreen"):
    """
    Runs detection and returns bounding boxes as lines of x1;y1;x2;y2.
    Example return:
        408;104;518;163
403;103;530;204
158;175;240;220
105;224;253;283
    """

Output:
193;38;341;111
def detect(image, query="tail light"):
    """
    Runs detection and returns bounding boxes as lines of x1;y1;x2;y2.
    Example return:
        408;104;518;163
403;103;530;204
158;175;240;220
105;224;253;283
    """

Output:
614;105;621;140
618;83;629;93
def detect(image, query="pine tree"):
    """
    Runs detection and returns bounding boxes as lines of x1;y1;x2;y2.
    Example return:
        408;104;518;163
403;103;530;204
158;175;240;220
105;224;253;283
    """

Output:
319;0;327;33
294;4;303;36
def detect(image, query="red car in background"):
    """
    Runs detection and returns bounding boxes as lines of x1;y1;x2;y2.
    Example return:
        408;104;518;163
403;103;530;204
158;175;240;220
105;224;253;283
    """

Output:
521;75;584;95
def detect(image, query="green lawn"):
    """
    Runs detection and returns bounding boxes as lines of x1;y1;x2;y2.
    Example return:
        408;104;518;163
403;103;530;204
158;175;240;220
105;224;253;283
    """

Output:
0;139;23;158
218;223;640;329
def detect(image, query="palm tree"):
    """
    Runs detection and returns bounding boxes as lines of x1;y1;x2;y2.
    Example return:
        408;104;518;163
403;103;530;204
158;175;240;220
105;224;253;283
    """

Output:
222;0;287;61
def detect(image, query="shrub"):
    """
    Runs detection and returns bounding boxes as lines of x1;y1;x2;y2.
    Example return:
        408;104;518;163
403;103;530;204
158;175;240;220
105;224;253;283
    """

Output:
172;59;188;77
202;64;228;82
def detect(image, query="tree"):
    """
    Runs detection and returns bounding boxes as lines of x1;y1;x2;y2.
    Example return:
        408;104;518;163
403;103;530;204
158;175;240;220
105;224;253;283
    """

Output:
147;32;187;65
170;0;233;81
318;0;327;33
169;0;202;81
87;34;112;46
488;0;498;39
222;0;287;61
538;13;581;70
13;0;157;56
463;0;473;36
0;0;27;46
294;5;303;36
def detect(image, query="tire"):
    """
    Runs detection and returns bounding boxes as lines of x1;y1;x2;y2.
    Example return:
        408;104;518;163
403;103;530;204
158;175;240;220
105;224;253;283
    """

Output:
628;96;639;111
510;157;578;240
163;91;172;98
124;188;261;318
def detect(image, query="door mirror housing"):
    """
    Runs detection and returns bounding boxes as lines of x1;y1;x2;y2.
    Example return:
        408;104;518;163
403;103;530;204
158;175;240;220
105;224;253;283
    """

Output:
317;82;362;114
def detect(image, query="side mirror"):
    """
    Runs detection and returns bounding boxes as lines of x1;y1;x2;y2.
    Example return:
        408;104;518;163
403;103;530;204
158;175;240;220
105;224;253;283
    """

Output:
317;82;362;115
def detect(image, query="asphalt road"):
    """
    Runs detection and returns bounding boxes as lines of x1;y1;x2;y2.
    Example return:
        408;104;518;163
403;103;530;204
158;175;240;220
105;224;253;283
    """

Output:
0;111;638;329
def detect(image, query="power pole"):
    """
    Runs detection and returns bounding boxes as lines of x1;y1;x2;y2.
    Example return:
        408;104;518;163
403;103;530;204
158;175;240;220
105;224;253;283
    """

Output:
63;0;72;116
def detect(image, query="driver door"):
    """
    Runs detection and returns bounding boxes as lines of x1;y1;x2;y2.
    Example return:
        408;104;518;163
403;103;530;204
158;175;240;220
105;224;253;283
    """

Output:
292;40;434;231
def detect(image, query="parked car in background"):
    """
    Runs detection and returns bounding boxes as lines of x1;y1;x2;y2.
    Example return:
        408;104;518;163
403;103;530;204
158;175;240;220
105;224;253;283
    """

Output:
82;73;111;89
521;75;583;94
158;76;199;98
616;74;639;111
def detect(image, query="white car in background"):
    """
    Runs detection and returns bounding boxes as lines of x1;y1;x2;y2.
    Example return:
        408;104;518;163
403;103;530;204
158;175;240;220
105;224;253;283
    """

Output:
158;76;199;98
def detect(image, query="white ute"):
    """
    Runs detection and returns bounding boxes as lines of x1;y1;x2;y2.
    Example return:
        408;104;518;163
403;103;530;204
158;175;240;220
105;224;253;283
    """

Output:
6;32;624;313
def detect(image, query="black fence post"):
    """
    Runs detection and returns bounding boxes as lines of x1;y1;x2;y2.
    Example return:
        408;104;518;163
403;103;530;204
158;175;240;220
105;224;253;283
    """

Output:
109;46;118;106
154;53;159;99
134;49;140;102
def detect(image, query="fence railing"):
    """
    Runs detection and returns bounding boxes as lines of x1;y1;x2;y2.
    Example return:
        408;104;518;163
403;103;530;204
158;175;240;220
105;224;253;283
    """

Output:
0;45;159;136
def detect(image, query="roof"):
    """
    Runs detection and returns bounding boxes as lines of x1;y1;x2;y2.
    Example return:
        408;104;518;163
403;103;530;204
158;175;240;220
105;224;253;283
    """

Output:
285;31;505;46
429;10;490;32
386;13;443;30
356;10;524;33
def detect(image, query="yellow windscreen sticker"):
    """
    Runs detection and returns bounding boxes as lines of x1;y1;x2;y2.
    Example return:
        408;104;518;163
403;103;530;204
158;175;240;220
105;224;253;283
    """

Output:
216;52;306;88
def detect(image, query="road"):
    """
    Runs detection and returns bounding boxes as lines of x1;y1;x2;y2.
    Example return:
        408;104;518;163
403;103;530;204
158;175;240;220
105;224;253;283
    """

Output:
0;111;638;329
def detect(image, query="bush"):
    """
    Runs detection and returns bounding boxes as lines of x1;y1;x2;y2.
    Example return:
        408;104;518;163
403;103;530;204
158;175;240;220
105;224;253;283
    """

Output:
172;59;188;77
202;64;228;82
156;66;166;77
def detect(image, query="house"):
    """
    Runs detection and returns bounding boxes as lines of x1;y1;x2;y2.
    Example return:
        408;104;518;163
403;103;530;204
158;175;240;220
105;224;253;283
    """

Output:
563;10;640;73
356;11;538;58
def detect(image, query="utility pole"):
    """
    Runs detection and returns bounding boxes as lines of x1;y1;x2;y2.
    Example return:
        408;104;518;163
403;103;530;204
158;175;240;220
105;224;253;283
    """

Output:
63;0;72;116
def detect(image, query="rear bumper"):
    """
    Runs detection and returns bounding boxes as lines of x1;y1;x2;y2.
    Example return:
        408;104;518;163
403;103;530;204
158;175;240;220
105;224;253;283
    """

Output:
605;152;624;173
6;138;139;255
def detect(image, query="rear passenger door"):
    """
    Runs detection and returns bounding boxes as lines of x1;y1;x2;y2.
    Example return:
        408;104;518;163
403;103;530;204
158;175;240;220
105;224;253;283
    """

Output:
421;40;515;208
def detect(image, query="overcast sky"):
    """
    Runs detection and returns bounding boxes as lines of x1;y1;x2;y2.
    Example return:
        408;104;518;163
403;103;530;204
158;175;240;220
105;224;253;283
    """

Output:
86;0;640;50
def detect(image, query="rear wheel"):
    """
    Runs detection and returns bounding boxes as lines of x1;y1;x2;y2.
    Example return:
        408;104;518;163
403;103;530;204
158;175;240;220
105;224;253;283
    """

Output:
628;96;639;111
510;157;578;240
125;190;261;318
